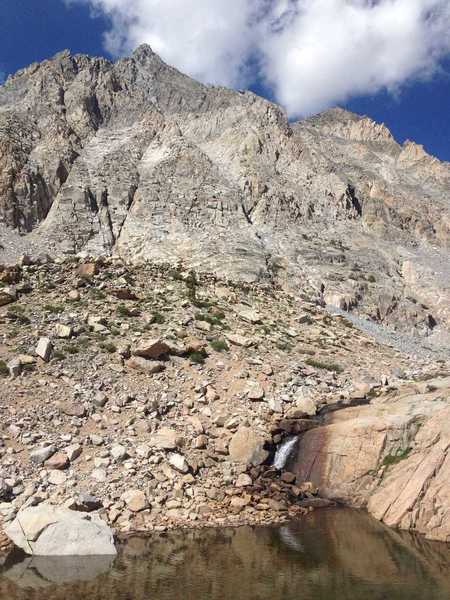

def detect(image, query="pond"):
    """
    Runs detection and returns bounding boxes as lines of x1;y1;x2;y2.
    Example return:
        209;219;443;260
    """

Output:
1;508;450;600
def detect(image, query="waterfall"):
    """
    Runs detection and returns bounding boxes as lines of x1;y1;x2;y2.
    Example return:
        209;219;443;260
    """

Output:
273;436;298;470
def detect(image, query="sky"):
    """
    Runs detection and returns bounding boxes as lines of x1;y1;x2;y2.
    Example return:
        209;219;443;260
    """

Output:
1;0;450;161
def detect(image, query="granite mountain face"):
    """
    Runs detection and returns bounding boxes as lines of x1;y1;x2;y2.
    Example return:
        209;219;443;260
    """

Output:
1;45;449;350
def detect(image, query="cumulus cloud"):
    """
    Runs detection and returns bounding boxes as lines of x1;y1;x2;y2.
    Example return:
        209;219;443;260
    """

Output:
263;0;450;116
68;0;450;116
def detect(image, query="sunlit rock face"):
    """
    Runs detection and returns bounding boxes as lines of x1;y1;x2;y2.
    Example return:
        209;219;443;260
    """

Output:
1;46;450;348
291;376;450;542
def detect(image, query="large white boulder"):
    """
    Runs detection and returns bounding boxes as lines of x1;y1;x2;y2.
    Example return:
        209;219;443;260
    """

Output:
5;504;116;556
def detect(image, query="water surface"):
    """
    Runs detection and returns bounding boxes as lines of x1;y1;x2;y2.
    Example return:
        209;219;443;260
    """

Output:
1;509;450;600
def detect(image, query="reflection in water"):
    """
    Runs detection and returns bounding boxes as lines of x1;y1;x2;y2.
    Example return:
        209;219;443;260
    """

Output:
1;509;450;600
2;555;114;588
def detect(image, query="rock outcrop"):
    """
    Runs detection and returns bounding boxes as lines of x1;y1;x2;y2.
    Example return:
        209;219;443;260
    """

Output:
0;46;449;351
292;376;450;542
5;504;116;555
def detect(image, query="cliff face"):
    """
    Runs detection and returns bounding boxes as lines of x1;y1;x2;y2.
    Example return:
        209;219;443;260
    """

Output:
1;45;450;350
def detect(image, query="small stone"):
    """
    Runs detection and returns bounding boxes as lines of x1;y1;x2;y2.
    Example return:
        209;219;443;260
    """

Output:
236;306;261;324
226;333;252;348
122;490;149;512
111;444;128;461
126;356;166;374
90;434;104;446
65;444;82;461
168;453;189;473
152;427;182;450
7;358;22;378
133;338;171;359
45;452;69;470
281;471;296;483
193;435;208;449
48;470;67;485
236;473;252;487
36;337;53;362
30;446;56;465
54;324;73;339
78;263;98;278
91;468;107;482
247;383;265;401
61;402;86;418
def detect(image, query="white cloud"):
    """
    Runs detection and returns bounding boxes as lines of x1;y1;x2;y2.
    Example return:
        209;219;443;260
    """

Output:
263;0;450;116
68;0;450;116
70;0;265;87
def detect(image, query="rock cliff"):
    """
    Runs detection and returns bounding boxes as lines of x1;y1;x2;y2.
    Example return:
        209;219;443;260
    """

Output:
1;45;449;351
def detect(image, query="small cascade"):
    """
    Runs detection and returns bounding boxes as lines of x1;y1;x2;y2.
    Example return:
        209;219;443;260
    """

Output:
273;436;298;470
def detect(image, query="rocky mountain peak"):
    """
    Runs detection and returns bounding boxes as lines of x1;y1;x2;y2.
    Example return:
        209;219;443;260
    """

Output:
0;47;449;354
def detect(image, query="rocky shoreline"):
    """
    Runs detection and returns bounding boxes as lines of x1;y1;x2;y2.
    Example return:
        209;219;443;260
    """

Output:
0;255;449;555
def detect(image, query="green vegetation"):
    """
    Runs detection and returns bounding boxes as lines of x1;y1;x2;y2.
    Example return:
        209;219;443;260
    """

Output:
188;350;207;364
382;447;411;467
98;341;117;354
116;304;134;318
64;345;80;355
306;357;344;373
43;303;63;314
150;311;165;324
210;338;229;352
90;289;106;300
0;361;9;377
6;309;30;325
195;311;225;327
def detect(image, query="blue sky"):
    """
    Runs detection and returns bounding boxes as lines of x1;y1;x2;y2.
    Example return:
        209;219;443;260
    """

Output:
1;0;450;161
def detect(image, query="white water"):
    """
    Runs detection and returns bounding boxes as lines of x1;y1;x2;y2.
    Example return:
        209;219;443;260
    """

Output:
273;437;298;470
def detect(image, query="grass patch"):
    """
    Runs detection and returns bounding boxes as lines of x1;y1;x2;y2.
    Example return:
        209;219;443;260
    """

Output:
382;447;411;467
210;338;229;352
116;304;134;318
64;345;80;355
6;310;31;325
90;289;106;300
306;357;344;373
150;311;165;324
98;341;117;354
188;350;207;364
195;311;224;327
77;336;90;349
0;361;9;377
43;303;63;314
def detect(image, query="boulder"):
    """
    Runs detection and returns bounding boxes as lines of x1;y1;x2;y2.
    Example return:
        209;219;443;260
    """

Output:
35;338;53;362
132;338;171;359
152;427;182;450
0;287;17;307
78;263;98;278
126;356;166;374
5;504;116;556
54;324;73;339
168;453;189;473
228;427;269;466
226;333;252;348
236;306;262;324
292;377;450;542
121;490;149;512
30;446;56;465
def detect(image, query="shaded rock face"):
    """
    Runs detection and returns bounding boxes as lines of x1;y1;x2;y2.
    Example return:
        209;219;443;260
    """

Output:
291;376;450;542
1;46;450;348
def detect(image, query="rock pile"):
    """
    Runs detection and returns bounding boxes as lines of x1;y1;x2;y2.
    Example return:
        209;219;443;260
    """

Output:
0;256;446;554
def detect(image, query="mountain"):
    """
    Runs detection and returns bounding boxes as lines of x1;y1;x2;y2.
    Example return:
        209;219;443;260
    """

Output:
1;45;450;352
